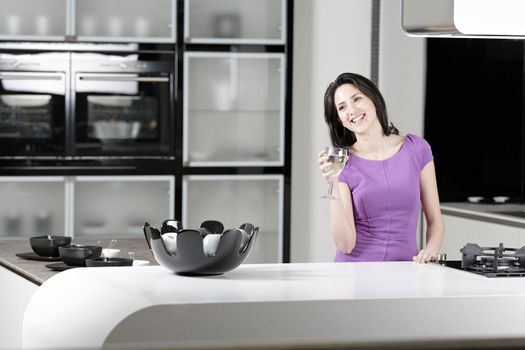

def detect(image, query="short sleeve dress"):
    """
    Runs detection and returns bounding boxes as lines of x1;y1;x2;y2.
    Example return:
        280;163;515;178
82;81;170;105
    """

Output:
335;134;434;262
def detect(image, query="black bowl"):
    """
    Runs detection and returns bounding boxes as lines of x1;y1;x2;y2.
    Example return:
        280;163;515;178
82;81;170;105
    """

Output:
85;257;133;267
143;222;258;276
30;235;72;257
59;245;102;267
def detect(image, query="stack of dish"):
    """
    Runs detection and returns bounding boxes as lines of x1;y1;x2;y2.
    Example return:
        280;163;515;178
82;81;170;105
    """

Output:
16;235;138;271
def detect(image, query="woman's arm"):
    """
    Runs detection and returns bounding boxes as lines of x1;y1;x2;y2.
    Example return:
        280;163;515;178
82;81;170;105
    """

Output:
331;181;357;254
413;160;445;263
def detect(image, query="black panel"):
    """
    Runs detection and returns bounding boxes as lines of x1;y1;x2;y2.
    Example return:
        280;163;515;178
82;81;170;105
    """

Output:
425;39;524;202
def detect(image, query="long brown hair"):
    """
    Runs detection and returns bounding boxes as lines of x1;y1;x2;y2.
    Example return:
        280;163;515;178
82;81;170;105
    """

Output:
324;72;399;147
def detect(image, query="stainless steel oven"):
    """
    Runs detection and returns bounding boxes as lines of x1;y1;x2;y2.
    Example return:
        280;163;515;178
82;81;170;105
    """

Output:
0;52;69;157
71;52;174;158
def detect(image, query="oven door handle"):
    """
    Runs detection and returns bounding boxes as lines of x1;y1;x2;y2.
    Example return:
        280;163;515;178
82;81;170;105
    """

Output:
0;73;63;81
78;75;170;83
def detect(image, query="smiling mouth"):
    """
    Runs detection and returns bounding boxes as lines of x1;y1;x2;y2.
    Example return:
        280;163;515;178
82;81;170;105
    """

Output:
351;114;365;124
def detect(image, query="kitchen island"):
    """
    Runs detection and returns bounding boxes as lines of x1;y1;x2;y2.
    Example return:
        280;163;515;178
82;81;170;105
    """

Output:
21;261;525;350
0;238;156;350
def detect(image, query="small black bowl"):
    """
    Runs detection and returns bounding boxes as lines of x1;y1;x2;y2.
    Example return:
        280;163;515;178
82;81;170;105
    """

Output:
59;245;102;267
85;257;133;267
30;235;72;257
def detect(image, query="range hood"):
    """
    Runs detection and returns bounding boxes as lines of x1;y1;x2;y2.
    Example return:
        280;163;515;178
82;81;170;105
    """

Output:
402;0;525;38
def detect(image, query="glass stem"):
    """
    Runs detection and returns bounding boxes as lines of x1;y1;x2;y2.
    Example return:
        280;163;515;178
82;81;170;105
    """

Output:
327;179;334;197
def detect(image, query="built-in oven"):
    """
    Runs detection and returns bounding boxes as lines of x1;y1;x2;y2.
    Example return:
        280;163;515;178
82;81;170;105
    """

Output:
71;51;174;158
0;52;69;157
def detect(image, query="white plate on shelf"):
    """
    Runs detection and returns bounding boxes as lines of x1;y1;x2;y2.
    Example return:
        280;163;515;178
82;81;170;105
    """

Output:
87;96;139;107
467;196;484;203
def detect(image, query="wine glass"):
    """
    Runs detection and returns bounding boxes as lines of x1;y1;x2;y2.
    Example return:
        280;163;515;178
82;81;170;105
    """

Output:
321;147;349;199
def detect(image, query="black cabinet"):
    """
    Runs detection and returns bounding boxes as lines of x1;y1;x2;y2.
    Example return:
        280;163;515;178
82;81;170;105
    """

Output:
0;0;293;263
425;38;524;202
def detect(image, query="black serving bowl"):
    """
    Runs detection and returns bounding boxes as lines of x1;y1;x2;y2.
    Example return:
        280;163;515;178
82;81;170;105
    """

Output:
85;257;133;267
59;245;102;267
143;221;258;276
30;235;72;257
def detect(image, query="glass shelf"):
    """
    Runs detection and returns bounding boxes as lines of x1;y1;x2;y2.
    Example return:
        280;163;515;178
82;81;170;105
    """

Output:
73;175;174;237
184;52;285;166
0;177;66;238
75;0;175;42
182;174;283;263
185;0;286;44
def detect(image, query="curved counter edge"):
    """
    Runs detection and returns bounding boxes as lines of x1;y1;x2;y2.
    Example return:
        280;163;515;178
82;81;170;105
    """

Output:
22;262;525;350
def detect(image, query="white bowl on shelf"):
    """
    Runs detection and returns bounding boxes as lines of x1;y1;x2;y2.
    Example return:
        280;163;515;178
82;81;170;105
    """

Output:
493;196;510;204
467;196;483;203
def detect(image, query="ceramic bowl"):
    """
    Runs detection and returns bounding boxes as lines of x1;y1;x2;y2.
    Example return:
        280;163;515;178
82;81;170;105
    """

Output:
85;257;133;267
59;245;102;267
143;221;258;276
30;235;72;257
493;196;510;204
467;196;484;203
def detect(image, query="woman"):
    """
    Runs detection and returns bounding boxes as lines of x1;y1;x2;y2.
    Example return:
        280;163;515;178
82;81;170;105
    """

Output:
318;72;444;263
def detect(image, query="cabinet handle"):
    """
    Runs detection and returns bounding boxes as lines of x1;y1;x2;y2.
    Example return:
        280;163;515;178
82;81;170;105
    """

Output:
78;75;170;82
0;73;62;81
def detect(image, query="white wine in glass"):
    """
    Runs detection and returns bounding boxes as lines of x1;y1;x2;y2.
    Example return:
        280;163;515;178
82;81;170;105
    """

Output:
321;147;349;199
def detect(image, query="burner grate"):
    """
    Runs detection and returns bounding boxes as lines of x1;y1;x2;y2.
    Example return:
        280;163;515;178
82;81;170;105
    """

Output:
460;243;525;277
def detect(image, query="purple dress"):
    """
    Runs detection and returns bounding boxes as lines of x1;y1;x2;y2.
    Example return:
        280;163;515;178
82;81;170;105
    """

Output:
335;134;433;262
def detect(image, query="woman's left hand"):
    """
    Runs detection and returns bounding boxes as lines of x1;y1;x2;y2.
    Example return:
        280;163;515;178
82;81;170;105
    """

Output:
412;249;436;264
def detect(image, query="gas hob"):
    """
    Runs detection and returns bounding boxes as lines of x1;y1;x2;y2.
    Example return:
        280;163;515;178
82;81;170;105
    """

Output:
440;243;525;278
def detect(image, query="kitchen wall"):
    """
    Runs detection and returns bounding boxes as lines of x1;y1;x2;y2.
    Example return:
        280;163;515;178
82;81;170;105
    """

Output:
290;0;425;262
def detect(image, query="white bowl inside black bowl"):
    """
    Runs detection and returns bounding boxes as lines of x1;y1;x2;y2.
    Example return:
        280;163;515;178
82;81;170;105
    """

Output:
85;257;133;267
59;245;102;267
143;221;258;276
30;235;72;257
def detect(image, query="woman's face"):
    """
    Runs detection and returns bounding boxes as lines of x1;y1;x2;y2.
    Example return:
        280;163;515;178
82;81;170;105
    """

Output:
334;83;378;135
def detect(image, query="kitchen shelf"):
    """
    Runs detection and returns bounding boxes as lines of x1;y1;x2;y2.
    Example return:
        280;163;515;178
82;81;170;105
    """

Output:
182;174;283;263
0;176;66;238
0;0;176;43
184;0;286;44
0;175;174;238
183;51;285;167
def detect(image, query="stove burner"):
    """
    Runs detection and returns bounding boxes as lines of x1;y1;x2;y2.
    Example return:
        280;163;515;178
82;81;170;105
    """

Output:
479;257;521;269
460;243;525;277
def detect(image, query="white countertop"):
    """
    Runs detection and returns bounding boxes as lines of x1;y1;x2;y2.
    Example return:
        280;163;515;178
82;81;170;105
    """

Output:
441;202;525;227
23;262;525;349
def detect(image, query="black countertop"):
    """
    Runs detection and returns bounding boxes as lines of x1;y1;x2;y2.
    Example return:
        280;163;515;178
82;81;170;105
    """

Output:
0;237;157;285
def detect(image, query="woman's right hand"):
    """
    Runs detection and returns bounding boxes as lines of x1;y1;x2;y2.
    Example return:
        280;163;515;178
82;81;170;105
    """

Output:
318;148;334;182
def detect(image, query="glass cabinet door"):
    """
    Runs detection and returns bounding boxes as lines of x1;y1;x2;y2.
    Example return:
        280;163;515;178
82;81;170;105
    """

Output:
0;177;66;238
184;52;285;166
0;52;69;157
183;175;283;263
72;52;175;157
185;0;285;44
0;0;67;40
74;0;175;42
73;176;174;238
